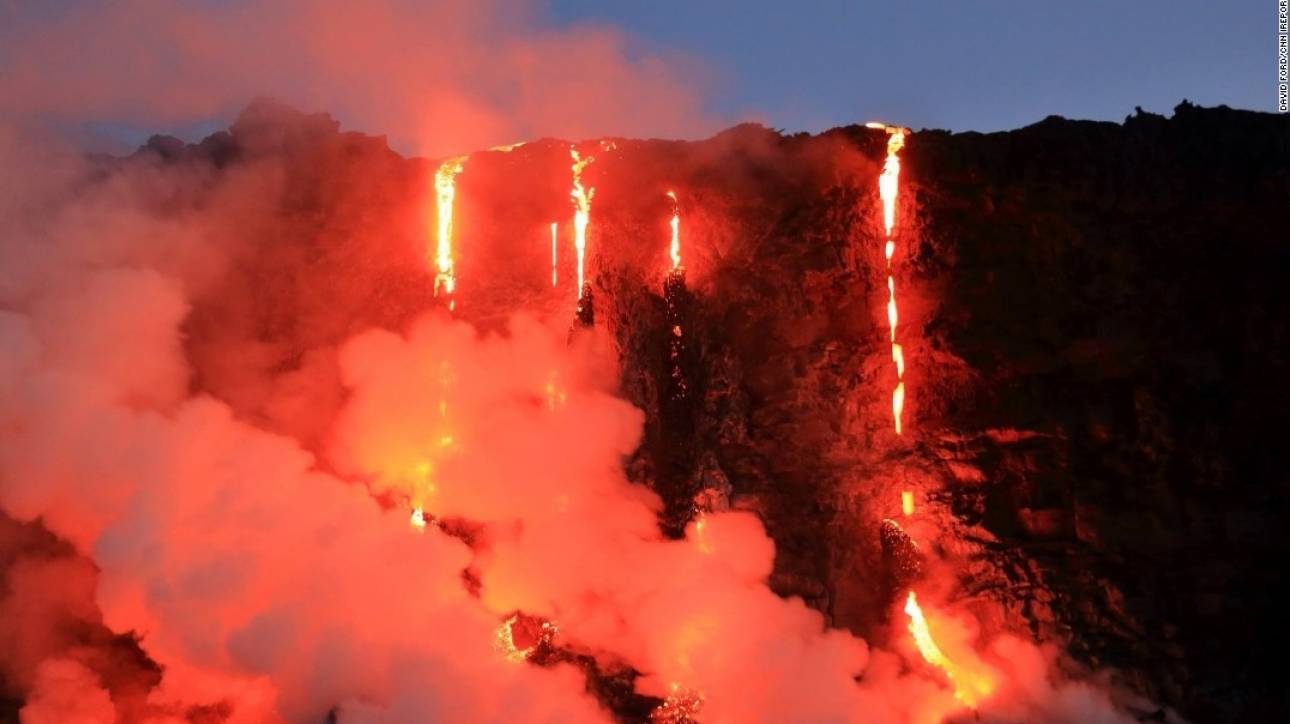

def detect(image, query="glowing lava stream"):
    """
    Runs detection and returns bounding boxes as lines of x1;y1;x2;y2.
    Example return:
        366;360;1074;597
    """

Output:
433;156;468;310
867;123;908;435
570;147;595;299
667;190;681;270
652;682;704;723
904;592;995;707
550;222;559;287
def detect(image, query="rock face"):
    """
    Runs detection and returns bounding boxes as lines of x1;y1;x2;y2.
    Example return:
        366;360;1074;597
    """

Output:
583;103;1290;721
5;99;1285;721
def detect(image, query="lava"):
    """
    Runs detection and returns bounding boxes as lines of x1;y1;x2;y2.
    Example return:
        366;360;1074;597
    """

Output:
493;614;535;663
650;683;704;724
901;490;915;516
492;613;557;664
667;190;681;271
433;156;467;309
570;147;595;301
869;123;909;436
409;507;427;532
904;591;995;708
550;221;559;288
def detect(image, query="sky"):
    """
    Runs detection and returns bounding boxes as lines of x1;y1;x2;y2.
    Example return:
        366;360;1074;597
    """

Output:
546;0;1269;133
0;0;1272;152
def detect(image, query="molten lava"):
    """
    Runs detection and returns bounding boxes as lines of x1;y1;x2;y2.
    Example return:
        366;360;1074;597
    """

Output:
433;156;467;309
493;614;535;663
870;124;909;436
901;490;915;516
666;190;681;270
904;591;995;708
877;130;904;237
550;222;558;288
493;613;557;664
409;507;427;532
570;147;595;300
651;682;704;723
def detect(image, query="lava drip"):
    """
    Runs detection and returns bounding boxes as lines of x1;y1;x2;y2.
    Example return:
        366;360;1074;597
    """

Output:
570;147;596;329
867;123;908;436
433;155;467;311
549;222;558;288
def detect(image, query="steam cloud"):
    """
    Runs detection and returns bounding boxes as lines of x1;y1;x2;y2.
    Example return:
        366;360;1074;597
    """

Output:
0;3;1162;722
0;0;716;155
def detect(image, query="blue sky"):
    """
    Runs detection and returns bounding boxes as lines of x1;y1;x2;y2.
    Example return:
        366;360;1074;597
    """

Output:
546;0;1269;133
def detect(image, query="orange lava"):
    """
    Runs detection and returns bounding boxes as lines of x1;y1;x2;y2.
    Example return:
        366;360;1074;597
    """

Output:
493;614;557;664
666;190;681;270
550;222;559;288
493;614;534;663
872;124;908;436
570;147;595;299
901;490;915;516
433;156;467;310
409;506;427;532
651;682;704;723
904;591;995;708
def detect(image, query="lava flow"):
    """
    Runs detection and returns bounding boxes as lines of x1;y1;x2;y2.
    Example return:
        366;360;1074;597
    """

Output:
493;613;557;664
868;123;908;436
433;156;467;310
667;190;681;271
904;592;995;708
550;221;559;288
651;683;704;723
570;147;595;300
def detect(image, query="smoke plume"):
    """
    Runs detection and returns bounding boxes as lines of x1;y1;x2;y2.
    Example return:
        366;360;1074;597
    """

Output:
0;0;716;155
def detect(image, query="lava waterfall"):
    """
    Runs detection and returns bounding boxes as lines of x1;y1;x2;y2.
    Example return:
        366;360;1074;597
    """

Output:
0;100;1286;723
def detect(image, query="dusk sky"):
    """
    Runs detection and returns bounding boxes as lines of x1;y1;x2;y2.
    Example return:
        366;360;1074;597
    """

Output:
547;0;1269;133
0;1;1271;152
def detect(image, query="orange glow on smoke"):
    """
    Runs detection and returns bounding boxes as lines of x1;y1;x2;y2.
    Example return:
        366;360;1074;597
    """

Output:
433;156;467;310
550;222;558;288
901;490;915;516
693;515;713;554
570;147;595;299
666;190;681;270
871;124;908;436
904;592;995;708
